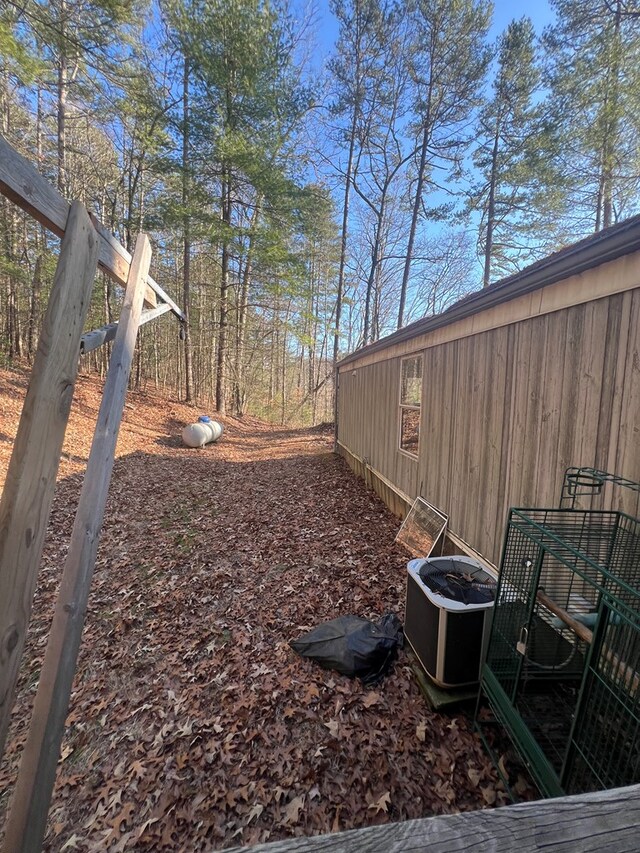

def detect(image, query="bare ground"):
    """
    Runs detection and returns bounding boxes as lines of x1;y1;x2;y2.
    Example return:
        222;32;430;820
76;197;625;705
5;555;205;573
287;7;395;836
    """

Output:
0;366;507;851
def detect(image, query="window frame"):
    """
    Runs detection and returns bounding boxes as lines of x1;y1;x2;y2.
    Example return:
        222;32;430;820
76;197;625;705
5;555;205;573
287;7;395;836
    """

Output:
398;354;423;459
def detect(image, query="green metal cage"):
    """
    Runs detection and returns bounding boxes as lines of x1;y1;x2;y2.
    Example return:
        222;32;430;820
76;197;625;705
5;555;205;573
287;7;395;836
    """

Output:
478;506;640;797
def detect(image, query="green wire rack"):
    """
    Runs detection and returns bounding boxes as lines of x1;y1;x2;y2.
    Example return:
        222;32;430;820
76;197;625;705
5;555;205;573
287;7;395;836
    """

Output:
560;466;640;510
477;503;640;798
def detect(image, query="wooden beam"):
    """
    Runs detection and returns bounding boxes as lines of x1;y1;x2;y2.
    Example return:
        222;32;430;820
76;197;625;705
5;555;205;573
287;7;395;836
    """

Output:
79;303;171;355
79;321;118;354
0;134;184;320
227;784;640;853
2;234;153;853
0;202;99;761
138;302;173;324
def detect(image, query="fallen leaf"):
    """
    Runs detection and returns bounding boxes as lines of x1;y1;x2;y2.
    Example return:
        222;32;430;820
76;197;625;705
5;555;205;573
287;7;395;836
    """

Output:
368;791;391;813
129;760;145;780
282;794;305;826
61;835;80;851
325;720;339;737
362;691;381;708
59;745;74;763
331;806;342;833
303;684;320;703
467;766;481;786
434;779;456;804
246;803;264;824
481;786;497;805
108;802;136;832
416;721;427;742
498;754;509;780
273;786;287;804
135;817;160;840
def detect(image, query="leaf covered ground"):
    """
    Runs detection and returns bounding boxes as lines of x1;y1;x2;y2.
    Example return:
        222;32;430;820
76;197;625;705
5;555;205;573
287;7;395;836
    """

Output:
0;367;510;851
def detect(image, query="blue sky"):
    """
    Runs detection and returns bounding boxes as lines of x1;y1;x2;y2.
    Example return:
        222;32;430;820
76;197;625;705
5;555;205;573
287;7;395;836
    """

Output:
489;1;554;38
304;0;555;65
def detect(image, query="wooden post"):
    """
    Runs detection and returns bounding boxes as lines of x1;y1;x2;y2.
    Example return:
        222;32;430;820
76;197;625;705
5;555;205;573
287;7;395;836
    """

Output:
0;201;99;761
2;233;152;853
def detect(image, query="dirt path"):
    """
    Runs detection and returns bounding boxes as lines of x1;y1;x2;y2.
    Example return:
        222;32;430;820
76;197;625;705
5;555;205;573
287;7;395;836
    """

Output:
0;368;502;851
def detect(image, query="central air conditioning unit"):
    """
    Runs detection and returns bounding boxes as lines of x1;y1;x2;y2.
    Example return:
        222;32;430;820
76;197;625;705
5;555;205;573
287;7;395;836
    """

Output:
405;556;496;688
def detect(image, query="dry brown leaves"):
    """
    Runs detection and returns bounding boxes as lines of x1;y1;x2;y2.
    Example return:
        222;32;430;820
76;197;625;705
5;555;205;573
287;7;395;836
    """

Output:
0;366;511;851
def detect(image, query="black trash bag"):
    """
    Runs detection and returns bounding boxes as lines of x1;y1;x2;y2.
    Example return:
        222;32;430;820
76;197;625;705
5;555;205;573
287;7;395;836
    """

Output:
290;613;403;686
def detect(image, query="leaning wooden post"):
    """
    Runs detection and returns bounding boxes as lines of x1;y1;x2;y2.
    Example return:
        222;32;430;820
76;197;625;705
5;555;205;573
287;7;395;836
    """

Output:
3;233;152;853
0;202;99;761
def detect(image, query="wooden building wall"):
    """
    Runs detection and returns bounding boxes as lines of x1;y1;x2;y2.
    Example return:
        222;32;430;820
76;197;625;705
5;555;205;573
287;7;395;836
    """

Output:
337;282;640;567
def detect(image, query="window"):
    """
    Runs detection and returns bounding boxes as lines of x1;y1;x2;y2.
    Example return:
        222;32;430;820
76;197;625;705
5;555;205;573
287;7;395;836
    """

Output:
399;355;422;456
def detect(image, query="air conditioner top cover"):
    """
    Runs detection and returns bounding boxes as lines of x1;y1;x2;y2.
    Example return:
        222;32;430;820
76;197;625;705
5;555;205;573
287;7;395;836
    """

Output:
407;557;496;613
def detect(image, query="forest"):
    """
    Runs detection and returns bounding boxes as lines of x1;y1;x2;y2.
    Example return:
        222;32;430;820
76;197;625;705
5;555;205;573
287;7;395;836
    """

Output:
1;0;640;424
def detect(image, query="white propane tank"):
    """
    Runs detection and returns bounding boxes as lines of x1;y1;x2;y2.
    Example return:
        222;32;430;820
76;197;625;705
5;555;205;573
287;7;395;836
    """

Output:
182;416;224;448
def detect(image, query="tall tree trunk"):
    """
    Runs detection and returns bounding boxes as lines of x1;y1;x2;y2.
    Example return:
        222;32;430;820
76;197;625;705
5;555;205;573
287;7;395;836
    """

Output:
362;242;375;346
182;55;195;402
57;0;68;198
602;1;622;230
280;299;292;426
399;120;430;329
399;66;435;329
233;199;261;416
362;187;389;344
268;294;279;409
28;82;47;359
0;60;20;359
372;240;383;342
333;112;358;368
28;253;42;361
483;119;501;288
153;324;159;388
216;172;231;414
595;159;605;232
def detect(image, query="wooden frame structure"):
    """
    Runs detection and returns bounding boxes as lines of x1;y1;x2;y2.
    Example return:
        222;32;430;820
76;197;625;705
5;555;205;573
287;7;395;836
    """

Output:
0;136;184;851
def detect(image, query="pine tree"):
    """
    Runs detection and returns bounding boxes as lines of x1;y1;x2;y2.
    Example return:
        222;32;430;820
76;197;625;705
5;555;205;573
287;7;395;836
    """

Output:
398;0;491;328
471;17;560;286
544;0;640;232
165;0;314;413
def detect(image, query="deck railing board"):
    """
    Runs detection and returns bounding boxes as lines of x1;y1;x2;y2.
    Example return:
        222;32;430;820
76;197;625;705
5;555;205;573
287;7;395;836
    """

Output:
227;784;640;853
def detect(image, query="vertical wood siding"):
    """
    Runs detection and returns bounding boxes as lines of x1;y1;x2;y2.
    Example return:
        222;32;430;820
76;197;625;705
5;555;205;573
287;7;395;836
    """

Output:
337;288;640;565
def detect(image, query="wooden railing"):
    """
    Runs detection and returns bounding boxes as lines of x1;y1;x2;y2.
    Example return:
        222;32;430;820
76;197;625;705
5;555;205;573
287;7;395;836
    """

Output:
227;783;640;853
